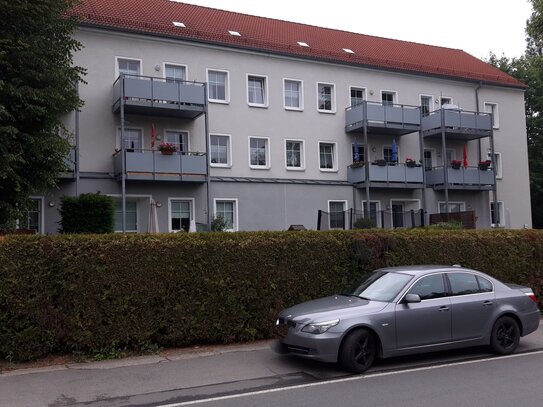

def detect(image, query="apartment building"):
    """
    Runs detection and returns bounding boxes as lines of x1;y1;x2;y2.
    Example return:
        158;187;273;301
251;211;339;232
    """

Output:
29;0;532;233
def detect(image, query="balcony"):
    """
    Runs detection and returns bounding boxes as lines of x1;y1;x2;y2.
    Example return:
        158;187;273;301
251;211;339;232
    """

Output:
345;101;420;136
59;148;76;180
421;108;492;140
425;166;495;190
112;75;206;119
348;163;424;188
114;150;207;182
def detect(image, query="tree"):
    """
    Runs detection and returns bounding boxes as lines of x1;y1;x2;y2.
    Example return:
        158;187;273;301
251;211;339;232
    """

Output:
0;0;85;230
488;0;543;227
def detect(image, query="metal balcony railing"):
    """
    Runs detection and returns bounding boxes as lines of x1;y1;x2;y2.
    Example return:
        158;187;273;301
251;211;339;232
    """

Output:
345;101;421;135
425;165;495;190
421;108;492;140
347;162;424;188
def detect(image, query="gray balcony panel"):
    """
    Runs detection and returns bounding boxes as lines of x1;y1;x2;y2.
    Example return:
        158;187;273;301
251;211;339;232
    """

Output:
345;102;420;136
114;150;206;182
348;164;423;188
422;109;492;140
426;167;495;190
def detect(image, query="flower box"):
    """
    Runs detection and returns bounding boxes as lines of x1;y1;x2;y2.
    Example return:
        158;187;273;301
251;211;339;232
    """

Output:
158;143;177;155
451;160;462;170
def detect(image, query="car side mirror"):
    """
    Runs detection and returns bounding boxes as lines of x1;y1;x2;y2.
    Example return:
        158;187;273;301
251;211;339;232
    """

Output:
404;294;421;303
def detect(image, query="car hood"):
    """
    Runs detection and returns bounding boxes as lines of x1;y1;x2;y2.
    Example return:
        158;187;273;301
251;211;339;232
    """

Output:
279;295;388;321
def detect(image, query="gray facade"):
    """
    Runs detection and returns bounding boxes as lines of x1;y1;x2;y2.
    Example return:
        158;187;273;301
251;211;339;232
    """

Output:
32;25;531;234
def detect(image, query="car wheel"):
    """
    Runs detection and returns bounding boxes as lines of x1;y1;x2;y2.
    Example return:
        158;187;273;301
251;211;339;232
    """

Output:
490;316;520;355
339;329;376;373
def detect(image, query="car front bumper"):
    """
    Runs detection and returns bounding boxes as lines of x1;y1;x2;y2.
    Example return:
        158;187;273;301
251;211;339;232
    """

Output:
278;327;343;363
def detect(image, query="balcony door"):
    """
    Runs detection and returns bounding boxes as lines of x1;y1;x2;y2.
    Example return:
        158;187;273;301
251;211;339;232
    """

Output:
165;131;188;153
392;204;404;228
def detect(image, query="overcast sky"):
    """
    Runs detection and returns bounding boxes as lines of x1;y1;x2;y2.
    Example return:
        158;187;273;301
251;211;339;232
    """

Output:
179;0;533;60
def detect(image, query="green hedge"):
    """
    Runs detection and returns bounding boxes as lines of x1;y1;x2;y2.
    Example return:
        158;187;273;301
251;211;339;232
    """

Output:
0;230;541;361
59;193;115;234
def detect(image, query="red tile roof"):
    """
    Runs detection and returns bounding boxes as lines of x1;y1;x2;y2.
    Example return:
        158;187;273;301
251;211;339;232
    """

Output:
71;0;525;88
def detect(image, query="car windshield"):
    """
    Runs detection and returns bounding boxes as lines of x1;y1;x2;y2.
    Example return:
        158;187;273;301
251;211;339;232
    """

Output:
343;271;413;302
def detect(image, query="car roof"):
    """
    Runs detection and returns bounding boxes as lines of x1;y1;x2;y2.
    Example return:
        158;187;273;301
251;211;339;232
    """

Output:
378;265;480;276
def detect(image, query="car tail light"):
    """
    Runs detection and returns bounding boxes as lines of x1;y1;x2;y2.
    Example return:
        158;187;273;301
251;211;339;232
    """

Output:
526;292;538;303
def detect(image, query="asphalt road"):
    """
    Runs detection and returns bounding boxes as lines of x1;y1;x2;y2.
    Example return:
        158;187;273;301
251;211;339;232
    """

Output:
1;324;542;407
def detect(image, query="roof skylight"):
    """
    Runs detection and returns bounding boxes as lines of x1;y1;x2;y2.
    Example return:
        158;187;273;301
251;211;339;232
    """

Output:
297;41;310;47
343;48;355;54
229;30;241;36
173;21;186;28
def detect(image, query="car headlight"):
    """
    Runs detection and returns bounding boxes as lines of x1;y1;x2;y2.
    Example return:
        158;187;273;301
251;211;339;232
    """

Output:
301;319;340;334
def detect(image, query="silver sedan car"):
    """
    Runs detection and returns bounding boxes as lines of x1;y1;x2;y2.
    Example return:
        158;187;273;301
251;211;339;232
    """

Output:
276;265;540;373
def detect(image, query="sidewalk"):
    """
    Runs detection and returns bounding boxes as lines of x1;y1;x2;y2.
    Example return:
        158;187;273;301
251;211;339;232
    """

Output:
1;325;543;407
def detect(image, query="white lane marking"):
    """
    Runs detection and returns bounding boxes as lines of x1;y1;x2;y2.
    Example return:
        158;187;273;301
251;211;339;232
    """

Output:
157;350;543;407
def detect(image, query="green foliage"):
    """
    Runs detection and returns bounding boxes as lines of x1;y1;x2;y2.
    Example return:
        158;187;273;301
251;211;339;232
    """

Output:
210;215;228;232
0;0;85;229
0;230;542;362
427;221;463;230
59;193;115;234
353;217;376;229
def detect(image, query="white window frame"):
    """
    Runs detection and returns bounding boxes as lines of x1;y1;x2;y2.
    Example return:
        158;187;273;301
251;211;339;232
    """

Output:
206;68;230;104
164;129;190;153
389;199;420;229
318;141;338;172
168;197;195;233
361;200;382;227
380;90;398;106
490;200;505;228
351;142;366;164
423;148;436;170
420;94;434;115
487;151;503;179
214;198;239;232
246;73;269;107
117;126;144;150
383;145;400;163
163;62;188;82
108;194;151;233
283;78;304;111
349;86;367;107
328;200;348;230
440;96;453;106
316;82;336;113
209;133;232;168
22;196;44;234
115;56;142;79
484;102;499;129
248;137;271;169
438;201;466;213
284;139;305;171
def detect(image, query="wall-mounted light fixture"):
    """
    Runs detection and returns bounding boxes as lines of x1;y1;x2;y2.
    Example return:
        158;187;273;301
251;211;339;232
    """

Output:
371;146;377;152
48;202;55;208
154;64;161;72
155;202;162;208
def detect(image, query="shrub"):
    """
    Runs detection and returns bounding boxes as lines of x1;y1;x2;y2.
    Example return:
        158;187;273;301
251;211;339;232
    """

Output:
353;217;376;229
427;221;463;230
210;215;229;231
59;193;115;233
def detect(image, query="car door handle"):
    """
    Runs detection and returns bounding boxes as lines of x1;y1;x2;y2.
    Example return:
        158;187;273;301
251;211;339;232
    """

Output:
438;306;450;312
483;300;494;306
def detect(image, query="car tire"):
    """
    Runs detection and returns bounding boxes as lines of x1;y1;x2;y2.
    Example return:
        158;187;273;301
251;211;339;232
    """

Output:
339;329;376;373
490;316;520;355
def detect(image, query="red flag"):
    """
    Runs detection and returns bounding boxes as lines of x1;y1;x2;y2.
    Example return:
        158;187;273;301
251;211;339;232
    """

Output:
151;123;155;149
463;144;468;168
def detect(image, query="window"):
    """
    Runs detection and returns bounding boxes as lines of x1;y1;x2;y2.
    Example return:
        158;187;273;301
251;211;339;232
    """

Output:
381;91;396;106
487;151;502;179
440;97;453;106
329;201;346;229
423;150;434;171
247;75;267;106
284;79;303;110
317;83;335;112
319;142;337;171
249;137;269;168
383;146;399;163
20;198;42;233
420;95;433;116
477;276;493;293
118;128;143;151
439;202;465;213
350;87;365;107
447;273;481;296
117;58;141;77
285;140;304;170
407;274;447;300
352;143;365;163
484;102;499;129
115;201;137;232
207;69;229;103
215;199;237;231
170;199;192;232
164;64;186;82
165;131;188;153
210;134;231;167
362;201;379;227
490;201;504;227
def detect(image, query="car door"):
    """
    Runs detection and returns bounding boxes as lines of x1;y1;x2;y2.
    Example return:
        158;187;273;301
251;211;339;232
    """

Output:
447;272;496;341
395;273;452;349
